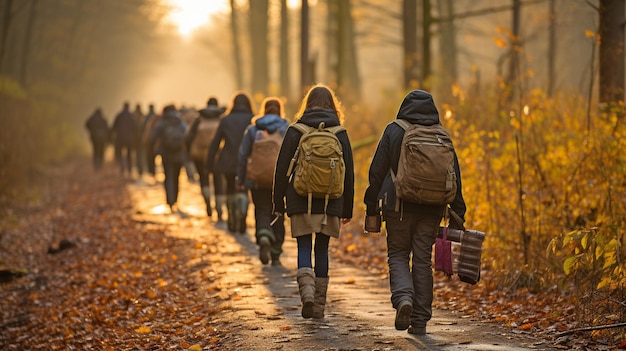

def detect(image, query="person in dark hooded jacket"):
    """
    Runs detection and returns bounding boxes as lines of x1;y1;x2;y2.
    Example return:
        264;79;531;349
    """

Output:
150;104;188;213
237;97;289;266
363;90;466;335
85;108;109;171
273;84;355;320
112;102;139;177
185;97;226;218
207;91;255;232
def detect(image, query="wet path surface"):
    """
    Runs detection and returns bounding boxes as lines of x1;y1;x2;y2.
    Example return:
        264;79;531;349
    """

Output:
128;175;553;351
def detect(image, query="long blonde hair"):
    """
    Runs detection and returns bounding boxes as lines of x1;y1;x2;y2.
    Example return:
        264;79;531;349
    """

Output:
294;83;345;124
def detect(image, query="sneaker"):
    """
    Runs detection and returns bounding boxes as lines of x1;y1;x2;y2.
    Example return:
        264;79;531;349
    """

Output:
258;237;270;265
394;300;412;330
408;325;426;335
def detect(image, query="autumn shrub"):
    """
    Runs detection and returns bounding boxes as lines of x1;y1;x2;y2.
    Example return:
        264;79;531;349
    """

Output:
340;84;626;330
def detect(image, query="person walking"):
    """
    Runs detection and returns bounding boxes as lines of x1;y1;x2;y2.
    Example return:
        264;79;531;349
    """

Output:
273;84;355;319
85;108;109;171
237;97;289;266
207;91;255;233
149;104;188;213
142;104;160;179
363;90;466;335
112;102;139;178
133;103;146;177
185;97;225;218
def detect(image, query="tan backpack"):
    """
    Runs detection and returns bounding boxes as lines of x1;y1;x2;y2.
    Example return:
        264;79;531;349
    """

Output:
391;119;457;206
246;130;283;188
287;122;346;220
189;118;219;161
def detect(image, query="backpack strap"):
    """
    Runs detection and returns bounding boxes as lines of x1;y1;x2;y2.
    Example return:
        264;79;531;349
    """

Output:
393;119;411;130
391;119;412;218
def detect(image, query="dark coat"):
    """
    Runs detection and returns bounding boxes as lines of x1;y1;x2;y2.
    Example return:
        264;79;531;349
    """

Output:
184;105;225;152
149;109;187;162
206;106;253;175
363;90;466;220
273;108;354;219
112;106;139;146
237;114;289;188
85;110;109;143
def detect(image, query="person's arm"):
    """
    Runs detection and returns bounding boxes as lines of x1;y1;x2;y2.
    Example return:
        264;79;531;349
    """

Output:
449;152;466;223
339;131;354;220
206;121;225;173
364;126;392;216
237;126;255;187
272;127;299;214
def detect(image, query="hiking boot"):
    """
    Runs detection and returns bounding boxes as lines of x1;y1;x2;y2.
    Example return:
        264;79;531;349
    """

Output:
394;300;412;330
297;268;315;319
258;237;270;265
271;257;281;266
408;324;426;335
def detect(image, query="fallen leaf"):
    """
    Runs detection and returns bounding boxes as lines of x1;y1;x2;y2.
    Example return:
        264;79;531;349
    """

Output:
134;326;151;334
279;326;292;331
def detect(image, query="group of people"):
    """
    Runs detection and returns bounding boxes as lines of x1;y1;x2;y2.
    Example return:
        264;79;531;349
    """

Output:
84;84;467;336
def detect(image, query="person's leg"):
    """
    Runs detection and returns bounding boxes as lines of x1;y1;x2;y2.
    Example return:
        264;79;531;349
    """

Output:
251;188;273;264
125;145;134;176
385;212;415;330
313;234;330;278
162;157;178;208
271;212;285;265
296;234;315;318
213;172;226;221
115;143;123;174
194;158;211;216
410;213;440;330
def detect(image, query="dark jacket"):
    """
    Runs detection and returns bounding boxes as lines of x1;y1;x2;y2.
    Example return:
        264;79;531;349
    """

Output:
150;109;187;161
85;110;109;143
237;114;289;188
112;106;139;146
363;90;466;220
273;108;354;219
206;106;253;174
184;105;225;152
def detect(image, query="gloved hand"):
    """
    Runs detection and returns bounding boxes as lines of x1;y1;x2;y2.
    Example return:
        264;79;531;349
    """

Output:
449;209;465;231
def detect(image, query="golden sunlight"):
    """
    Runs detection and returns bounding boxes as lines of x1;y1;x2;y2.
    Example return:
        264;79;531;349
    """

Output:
166;0;229;37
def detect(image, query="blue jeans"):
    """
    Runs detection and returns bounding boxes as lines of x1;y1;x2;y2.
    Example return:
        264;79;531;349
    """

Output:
384;210;440;327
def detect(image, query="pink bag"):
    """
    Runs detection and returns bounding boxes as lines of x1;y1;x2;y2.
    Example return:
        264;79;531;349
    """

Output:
435;227;453;276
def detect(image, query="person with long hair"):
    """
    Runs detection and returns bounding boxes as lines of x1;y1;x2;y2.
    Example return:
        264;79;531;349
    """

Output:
237;97;289;266
273;84;355;319
207;91;255;232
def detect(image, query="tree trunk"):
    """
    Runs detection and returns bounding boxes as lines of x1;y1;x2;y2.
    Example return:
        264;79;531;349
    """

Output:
599;0;625;103
421;0;432;88
403;0;418;90
336;0;360;100
300;0;311;93
279;0;290;100
0;0;14;75
230;0;244;89
249;0;269;97
437;0;458;97
505;0;522;103
547;0;556;98
325;0;338;86
20;0;38;87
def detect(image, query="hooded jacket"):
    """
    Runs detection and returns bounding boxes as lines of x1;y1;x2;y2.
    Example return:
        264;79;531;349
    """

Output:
150;108;187;161
273;108;354;219
237;114;289;188
184;104;225;155
206;105;253;174
363;90;466;220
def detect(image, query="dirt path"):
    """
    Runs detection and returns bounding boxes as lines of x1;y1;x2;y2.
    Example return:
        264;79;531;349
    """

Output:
129;170;554;351
0;160;556;350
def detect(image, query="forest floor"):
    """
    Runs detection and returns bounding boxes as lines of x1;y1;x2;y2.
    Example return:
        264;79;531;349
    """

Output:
0;157;587;350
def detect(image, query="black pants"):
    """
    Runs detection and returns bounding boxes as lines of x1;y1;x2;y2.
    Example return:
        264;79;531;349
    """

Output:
91;140;106;170
251;188;285;260
162;154;183;206
115;142;134;176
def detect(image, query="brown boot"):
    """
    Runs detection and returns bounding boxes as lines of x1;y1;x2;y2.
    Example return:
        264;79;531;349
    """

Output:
297;268;315;318
311;277;329;319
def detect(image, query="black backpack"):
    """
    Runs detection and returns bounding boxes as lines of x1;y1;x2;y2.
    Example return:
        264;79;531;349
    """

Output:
162;121;185;151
